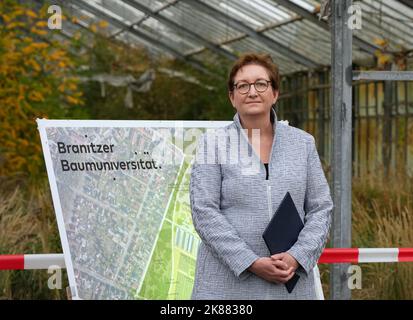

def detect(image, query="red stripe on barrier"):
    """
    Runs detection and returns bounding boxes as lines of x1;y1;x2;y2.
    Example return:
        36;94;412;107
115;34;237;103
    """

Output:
0;249;412;270
398;248;413;262
318;248;359;264
0;255;24;270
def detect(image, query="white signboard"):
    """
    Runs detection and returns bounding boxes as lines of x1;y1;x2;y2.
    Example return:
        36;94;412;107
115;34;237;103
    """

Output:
37;119;230;300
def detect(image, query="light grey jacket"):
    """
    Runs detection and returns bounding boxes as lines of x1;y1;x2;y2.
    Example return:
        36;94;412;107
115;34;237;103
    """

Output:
189;108;333;300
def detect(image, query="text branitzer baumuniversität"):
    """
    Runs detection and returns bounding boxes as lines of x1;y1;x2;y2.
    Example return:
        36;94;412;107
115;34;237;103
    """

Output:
57;142;160;172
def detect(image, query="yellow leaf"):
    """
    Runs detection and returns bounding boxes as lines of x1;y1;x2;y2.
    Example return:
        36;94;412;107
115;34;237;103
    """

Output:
374;38;388;47
1;14;11;23
66;95;82;105
28;91;45;102
98;20;108;28
378;54;391;66
30;27;48;36
20;139;29;147
21;42;48;55
26;59;41;72
6;22;25;29
49;49;64;61
32;42;49;50
26;10;38;18
35;21;48;28
13;9;25;17
67;82;77;91
22;45;36;55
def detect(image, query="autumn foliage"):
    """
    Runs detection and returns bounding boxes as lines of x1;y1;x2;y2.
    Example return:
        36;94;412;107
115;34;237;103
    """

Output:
0;1;83;179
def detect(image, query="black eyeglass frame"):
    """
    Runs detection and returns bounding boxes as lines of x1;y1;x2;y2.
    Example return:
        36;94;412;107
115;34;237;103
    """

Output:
232;80;272;94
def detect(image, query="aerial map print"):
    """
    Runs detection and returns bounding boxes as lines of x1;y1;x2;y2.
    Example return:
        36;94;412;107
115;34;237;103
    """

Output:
43;124;218;300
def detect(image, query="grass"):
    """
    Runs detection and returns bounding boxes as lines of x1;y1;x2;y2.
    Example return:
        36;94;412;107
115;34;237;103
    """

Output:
0;178;68;299
319;168;413;299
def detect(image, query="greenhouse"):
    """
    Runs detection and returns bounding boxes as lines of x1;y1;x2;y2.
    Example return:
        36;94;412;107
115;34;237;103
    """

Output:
0;0;412;301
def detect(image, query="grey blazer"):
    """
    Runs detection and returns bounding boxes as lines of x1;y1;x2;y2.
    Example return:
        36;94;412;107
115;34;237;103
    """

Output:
189;108;333;300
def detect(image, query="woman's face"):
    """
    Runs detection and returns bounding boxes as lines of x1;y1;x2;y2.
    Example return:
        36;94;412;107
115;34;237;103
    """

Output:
229;64;278;118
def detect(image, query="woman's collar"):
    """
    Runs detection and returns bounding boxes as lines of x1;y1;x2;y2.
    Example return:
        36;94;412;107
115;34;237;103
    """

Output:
233;107;277;133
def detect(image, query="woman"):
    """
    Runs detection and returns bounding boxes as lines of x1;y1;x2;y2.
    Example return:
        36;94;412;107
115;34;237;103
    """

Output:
189;53;333;299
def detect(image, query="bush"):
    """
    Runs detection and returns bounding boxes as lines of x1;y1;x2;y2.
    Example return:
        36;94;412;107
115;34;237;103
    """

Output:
0;1;85;181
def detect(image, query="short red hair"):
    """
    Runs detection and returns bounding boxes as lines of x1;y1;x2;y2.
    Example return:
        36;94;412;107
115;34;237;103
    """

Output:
227;53;280;93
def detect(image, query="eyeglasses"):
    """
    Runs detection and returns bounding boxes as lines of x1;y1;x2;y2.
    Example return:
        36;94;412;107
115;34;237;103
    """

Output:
233;80;272;94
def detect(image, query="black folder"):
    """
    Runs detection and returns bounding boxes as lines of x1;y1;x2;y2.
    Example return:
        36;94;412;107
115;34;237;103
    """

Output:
262;192;304;293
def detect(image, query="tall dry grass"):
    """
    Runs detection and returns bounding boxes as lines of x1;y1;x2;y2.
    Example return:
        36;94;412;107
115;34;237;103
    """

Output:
0;179;68;299
319;168;413;299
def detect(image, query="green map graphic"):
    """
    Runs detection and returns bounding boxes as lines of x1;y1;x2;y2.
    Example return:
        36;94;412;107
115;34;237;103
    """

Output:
138;157;198;300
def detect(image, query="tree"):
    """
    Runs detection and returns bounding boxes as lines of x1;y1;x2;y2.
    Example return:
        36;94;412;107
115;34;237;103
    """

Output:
0;1;84;180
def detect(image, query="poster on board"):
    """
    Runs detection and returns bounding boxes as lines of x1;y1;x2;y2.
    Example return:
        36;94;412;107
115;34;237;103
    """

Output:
37;119;230;300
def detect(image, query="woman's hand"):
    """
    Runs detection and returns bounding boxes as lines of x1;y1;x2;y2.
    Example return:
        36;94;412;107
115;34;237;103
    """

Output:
270;252;299;272
248;257;295;284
